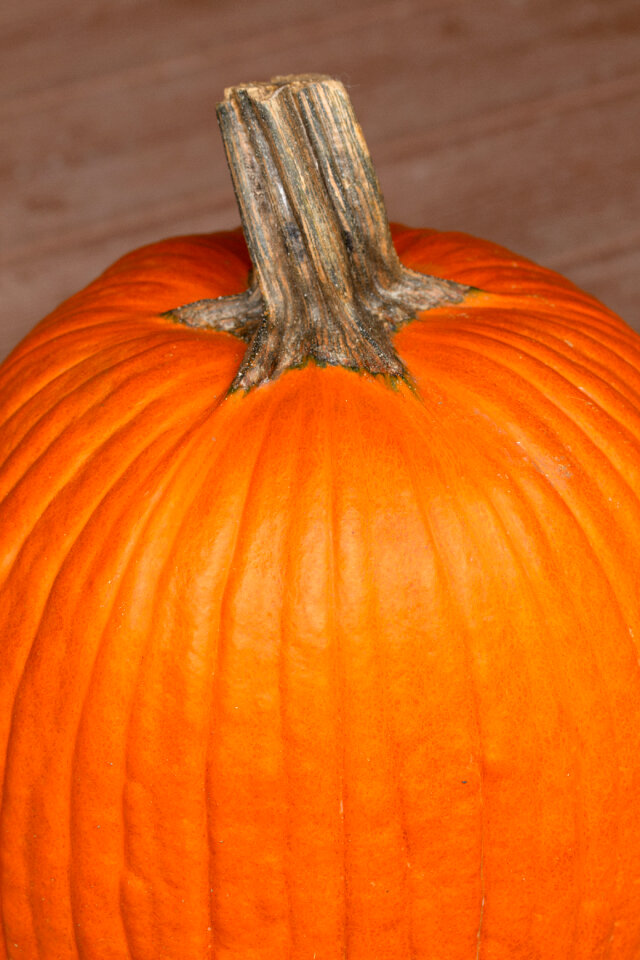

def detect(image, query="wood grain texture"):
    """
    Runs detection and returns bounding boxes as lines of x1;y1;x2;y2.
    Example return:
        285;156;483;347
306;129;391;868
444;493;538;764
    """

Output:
1;0;639;359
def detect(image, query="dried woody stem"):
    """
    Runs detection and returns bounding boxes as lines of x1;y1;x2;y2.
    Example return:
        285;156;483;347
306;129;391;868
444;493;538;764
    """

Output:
167;74;471;391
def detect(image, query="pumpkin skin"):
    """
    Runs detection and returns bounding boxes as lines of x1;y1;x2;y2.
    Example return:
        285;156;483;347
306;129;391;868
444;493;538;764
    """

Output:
0;224;640;960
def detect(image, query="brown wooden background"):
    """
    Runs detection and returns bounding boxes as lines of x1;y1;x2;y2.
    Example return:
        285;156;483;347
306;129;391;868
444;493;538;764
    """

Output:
2;0;639;360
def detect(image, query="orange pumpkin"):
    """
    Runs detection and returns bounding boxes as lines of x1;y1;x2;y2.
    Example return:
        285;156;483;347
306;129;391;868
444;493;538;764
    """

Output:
1;75;640;960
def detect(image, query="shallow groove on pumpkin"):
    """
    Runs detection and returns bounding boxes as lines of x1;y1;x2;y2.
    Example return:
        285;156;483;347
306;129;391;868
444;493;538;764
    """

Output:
455;441;608;951
0;326;178;431
393;414;487;955
443;312;640;410
1;437;177;956
327;380;412;955
514;412;640;950
0;328;207;434
0;346;229;599
0;332;144;431
505;467;636;955
419;309;640;408
114;419;236;957
0;385;214;707
324;379;348;960
0;331;230;491
111;393;263;955
278;379;348;955
413;410;551;951
418;325;640;467
407;329;640;499
67;403;233;958
405;296;640;394
395;333;640;952
497;495;612;953
415;333;640;636
0;347;235;956
204;388;304;955
3;434;218;952
453;295;640;353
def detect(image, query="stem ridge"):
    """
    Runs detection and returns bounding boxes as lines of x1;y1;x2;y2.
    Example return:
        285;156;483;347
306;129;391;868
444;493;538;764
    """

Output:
166;74;471;391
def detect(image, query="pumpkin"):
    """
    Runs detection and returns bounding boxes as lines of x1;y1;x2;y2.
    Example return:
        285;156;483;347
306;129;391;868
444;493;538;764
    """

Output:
1;74;640;960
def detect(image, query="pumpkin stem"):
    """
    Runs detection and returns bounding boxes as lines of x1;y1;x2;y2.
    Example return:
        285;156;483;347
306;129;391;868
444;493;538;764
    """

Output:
166;74;470;391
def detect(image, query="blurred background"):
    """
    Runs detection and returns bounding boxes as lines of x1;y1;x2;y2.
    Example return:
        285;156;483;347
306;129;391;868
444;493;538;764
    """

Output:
2;0;639;358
